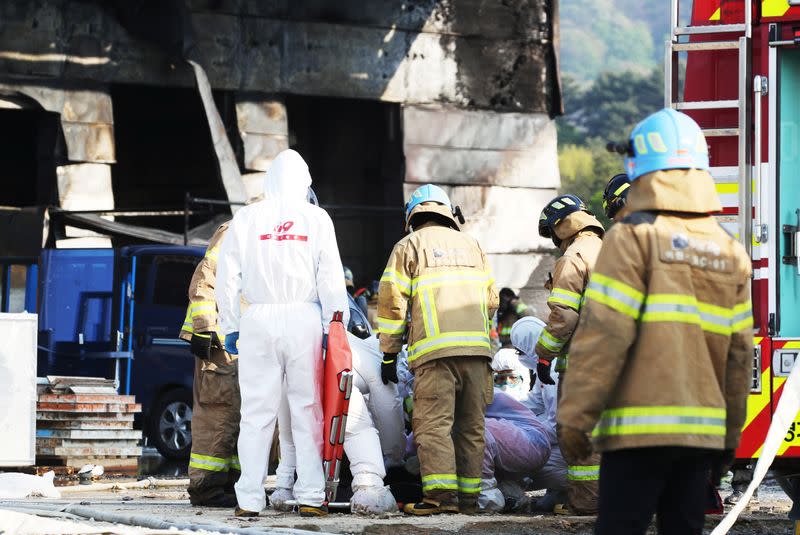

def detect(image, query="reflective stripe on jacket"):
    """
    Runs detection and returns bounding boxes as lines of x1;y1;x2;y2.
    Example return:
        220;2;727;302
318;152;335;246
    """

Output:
378;224;499;369
179;222;229;341
557;179;752;452
534;229;603;363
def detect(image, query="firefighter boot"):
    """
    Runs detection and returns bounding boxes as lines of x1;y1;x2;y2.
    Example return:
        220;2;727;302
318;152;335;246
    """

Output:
299;505;329;517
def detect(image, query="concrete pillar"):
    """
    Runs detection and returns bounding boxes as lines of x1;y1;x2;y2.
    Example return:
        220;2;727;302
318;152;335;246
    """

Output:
235;94;289;200
57;88;115;248
402;105;560;313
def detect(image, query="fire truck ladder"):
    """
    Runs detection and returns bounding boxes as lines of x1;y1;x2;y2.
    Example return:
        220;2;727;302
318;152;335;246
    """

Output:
665;0;761;255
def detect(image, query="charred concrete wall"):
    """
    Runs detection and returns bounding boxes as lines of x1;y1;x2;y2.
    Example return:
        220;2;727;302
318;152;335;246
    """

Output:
0;1;560;114
0;0;561;300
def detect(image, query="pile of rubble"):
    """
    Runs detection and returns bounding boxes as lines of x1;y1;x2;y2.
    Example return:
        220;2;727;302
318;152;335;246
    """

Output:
35;376;142;472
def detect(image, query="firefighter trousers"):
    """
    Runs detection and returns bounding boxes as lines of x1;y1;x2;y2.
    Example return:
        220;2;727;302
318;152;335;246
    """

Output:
412;356;493;508
557;369;599;515
188;347;241;504
595;447;714;535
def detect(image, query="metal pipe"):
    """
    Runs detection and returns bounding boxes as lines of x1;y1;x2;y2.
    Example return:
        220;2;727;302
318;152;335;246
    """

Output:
664;38;673;108
189;196;245;207
745;0;752;39
670;0;679;40
52;209;209;217
184;192;191;246
753;75;767;244
737;36;753;255
769;40;798;47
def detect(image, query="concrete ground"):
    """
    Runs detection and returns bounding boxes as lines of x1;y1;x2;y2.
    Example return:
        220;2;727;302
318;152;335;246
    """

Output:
0;476;794;534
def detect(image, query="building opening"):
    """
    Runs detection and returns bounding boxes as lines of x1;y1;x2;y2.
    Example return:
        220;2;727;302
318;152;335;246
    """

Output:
286;95;405;289
110;84;241;233
0;108;61;207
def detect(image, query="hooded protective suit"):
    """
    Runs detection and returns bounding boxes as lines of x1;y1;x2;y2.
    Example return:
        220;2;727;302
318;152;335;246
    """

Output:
271;334;405;514
216;149;349;512
490;348;531;403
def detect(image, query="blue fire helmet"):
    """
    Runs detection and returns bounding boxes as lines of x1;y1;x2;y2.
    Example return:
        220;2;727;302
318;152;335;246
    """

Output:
404;184;452;223
624;108;709;181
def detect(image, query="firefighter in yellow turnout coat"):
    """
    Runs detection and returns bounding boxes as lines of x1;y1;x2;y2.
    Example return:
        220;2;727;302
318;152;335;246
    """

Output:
535;194;604;515
558;109;753;535
378;185;499;515
179;222;241;507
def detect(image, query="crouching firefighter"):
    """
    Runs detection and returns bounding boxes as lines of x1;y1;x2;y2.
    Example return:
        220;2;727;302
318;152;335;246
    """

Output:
378;184;499;515
179;222;241;507
537;194;604;515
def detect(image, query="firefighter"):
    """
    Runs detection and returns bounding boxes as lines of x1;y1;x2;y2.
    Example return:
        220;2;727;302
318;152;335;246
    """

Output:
602;173;631;222
378;184;499;515
179;222;240;508
557;108;753;535
536;193;604;515
496;288;534;348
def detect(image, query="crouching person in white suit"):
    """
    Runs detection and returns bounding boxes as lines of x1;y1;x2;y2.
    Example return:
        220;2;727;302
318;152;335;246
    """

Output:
271;333;406;514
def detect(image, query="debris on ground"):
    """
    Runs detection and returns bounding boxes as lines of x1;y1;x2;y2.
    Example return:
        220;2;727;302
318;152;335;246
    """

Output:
0;477;793;534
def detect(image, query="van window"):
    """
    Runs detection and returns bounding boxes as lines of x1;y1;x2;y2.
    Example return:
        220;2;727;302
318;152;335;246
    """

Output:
152;256;199;308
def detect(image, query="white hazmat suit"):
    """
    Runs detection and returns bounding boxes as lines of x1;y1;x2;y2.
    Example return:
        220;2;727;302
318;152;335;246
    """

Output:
272;334;405;514
216;149;349;512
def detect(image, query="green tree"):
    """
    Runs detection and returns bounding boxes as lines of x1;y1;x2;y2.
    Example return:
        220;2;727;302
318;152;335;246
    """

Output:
560;0;656;83
558;141;625;228
577;69;663;140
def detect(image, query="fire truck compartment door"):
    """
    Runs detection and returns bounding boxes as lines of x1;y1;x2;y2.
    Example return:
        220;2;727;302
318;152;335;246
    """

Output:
778;49;800;337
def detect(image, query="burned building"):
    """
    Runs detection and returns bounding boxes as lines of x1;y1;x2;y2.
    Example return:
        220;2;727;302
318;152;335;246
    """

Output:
0;0;562;300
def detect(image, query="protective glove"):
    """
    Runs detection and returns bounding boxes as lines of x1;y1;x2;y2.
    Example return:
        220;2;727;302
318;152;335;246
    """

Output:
381;353;399;385
190;331;220;360
710;449;735;487
224;332;240;355
537;359;555;385
558;425;592;462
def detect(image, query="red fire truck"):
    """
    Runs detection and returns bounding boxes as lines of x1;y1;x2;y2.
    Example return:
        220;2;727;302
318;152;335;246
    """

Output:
670;0;800;478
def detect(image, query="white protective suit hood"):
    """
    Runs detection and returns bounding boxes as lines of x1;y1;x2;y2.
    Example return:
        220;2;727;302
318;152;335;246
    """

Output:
263;149;312;201
510;316;546;370
491;348;531;402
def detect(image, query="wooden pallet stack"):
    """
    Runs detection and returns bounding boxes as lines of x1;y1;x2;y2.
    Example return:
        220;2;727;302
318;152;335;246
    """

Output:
36;376;143;473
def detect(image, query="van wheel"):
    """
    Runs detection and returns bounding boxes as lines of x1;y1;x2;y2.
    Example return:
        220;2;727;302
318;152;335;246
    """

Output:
148;388;193;460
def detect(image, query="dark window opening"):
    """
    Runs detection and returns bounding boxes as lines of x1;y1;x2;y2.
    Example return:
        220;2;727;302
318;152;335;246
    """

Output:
110;84;243;234
0;108;61;207
286;95;405;289
152;255;200;308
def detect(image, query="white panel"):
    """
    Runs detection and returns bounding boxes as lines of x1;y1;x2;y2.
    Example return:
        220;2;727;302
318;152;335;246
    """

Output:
0;313;37;466
403;106;559;188
56;163;114;242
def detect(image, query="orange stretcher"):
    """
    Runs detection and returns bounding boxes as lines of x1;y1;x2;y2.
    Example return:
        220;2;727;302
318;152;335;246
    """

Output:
322;311;354;503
